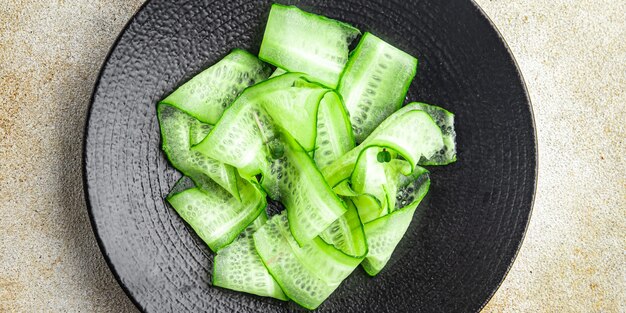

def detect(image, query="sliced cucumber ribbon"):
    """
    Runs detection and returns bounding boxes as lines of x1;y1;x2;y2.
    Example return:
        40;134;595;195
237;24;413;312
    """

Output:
259;4;360;88
338;32;418;142
166;175;266;252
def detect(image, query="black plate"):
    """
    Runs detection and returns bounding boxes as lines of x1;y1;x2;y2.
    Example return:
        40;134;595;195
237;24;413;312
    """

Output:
84;0;536;312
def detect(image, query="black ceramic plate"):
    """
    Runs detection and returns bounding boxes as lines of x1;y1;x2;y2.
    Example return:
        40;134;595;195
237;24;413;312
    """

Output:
84;0;536;312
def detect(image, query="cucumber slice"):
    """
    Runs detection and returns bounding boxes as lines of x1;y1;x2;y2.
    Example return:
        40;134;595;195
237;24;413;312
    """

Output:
193;103;273;177
351;147;409;214
380;159;413;211
157;104;240;199
161;49;271;124
332;179;358;197
361;168;430;276
263;133;347;245
259;4;360;88
338;33;418;142
351;193;384;224
412;103;457;165
314;91;355;168
321;108;444;187
254;213;360;309
269;67;287;78
213;212;288;300
319;199;368;258
351;147;391;211
364;110;443;168
260;84;327;152
166;175;266;252
361;206;416;276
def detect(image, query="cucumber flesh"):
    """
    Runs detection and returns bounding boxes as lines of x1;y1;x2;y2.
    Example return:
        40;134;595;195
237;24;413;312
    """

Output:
157;104;240;199
332;179;358;197
351;147;390;211
321;108;444;187
320;199;368;258
213;212;288;300
260;83;327;152
412;103;457;165
262;133;347;245
166;174;266;252
314;91;355;168
363;110;444;169
254;213;360;309
338;33;418;142
259;4;360;88
351;147;408;214
361;168;430;276
351;193;384;224
161;49;271;124
269;67;287;78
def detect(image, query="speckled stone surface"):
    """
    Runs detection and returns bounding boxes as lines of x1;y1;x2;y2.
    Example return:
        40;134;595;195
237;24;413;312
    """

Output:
0;1;623;312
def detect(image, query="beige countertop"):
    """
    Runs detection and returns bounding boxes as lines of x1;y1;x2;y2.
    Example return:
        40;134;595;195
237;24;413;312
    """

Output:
1;1;624;312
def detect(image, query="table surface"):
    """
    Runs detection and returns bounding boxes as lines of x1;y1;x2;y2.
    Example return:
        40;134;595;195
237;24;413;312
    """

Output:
1;1;624;312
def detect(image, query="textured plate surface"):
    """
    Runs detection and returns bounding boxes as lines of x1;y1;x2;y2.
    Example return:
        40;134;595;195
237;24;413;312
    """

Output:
84;0;536;312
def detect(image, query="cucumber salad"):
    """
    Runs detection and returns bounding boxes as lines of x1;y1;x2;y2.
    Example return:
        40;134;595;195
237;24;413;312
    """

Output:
157;4;456;310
